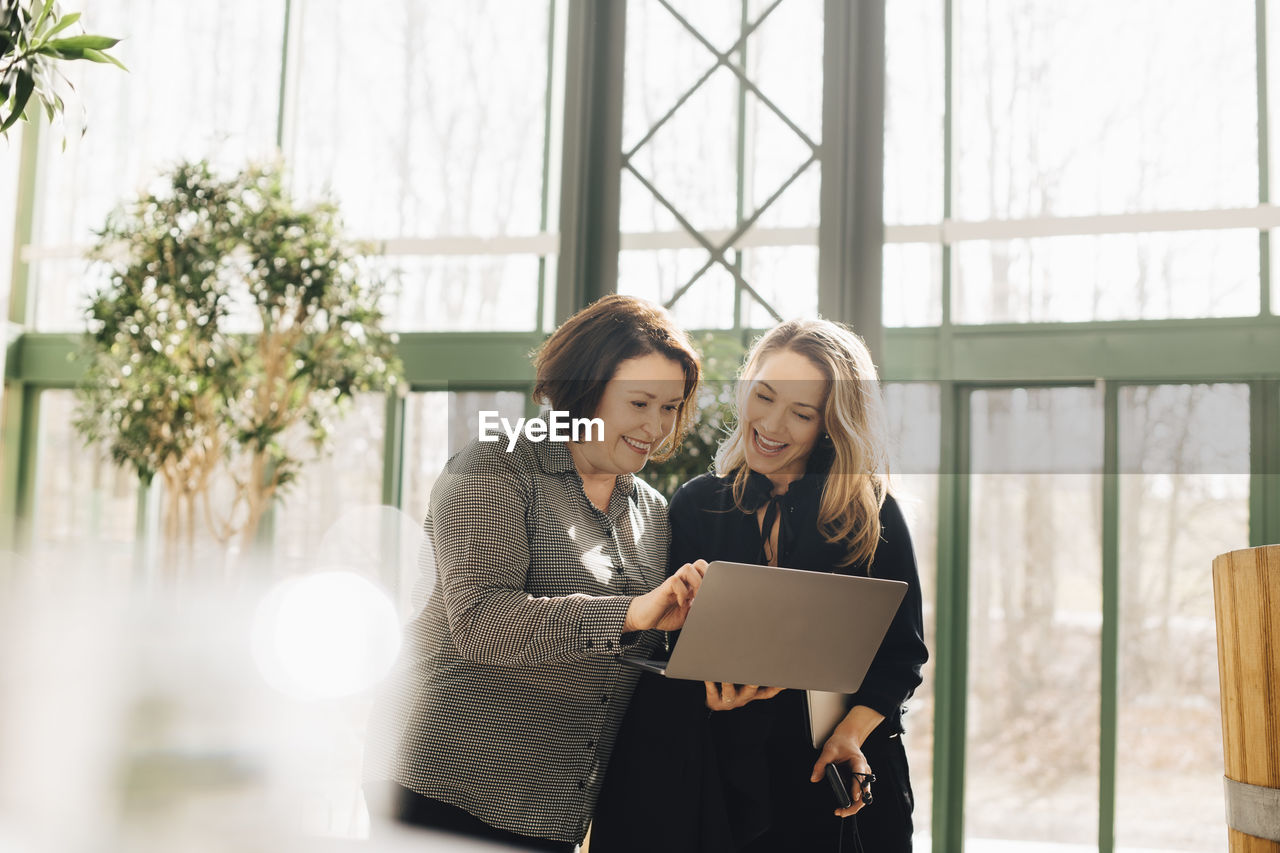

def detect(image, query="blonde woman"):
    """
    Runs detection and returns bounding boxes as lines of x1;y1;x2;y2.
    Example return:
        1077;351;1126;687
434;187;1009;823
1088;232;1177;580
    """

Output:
592;319;928;853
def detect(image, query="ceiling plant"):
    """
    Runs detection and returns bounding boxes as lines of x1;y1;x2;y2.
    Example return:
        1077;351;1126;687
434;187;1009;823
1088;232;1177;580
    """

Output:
1;0;125;138
75;160;403;567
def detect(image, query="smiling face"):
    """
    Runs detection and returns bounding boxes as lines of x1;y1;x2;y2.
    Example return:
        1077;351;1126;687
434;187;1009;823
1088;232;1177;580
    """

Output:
740;348;829;486
570;352;688;478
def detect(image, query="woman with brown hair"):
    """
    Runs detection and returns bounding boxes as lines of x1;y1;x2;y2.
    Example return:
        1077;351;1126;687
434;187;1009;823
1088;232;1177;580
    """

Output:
592;318;928;853
364;294;706;851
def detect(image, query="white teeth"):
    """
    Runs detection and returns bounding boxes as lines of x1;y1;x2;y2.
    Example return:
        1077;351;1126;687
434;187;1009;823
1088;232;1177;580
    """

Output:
622;437;650;452
755;431;784;450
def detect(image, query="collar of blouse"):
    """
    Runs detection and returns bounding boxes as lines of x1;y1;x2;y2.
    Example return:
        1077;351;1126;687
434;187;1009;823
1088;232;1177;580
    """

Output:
739;438;835;563
533;436;638;502
740;436;834;513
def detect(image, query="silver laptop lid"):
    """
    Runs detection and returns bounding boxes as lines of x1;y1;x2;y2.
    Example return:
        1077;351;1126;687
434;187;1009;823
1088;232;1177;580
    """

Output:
663;560;907;693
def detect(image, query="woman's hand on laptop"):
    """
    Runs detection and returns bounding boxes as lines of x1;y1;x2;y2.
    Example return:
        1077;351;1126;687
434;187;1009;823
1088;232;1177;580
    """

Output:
624;560;708;632
703;682;785;711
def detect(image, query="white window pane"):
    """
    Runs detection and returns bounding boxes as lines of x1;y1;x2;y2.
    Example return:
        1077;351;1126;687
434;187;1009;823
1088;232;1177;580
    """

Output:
400;390;528;527
1269;230;1280;316
1;130;21;345
624;64;743;234
885;0;944;226
884;381;942;847
966;387;1103;848
745;96;820;230
658;0;752;56
740;245;819;327
745;0;822;231
29;390;139;584
622;1;717;155
884;381;943;476
290;1;554;240
953;231;1259;324
272;395;387;573
1266;0;1280;206
618;249;737;329
748;0;823;145
884;243;943;328
643;0;822;146
954;0;1256;220
620;168;683;236
31;258;108;332
1115;384;1246;853
398;390;526;611
378;255;543;332
626;43;821;233
34;0;283;252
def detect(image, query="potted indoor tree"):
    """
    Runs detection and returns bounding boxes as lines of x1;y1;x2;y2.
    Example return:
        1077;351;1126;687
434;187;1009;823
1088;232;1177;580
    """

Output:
75;160;402;569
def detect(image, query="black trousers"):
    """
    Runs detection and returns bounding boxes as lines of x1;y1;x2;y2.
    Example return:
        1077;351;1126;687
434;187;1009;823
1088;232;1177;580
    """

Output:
368;782;575;852
737;727;915;853
592;677;915;853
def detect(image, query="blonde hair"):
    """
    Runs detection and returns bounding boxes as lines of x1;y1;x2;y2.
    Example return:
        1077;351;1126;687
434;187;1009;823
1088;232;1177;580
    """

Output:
714;319;890;568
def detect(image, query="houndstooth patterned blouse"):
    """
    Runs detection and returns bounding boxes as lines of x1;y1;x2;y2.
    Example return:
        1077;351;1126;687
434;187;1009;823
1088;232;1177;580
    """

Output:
364;434;670;844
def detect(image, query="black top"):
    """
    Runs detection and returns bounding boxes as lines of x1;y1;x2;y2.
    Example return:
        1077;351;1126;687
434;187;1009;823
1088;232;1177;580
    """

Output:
666;468;927;727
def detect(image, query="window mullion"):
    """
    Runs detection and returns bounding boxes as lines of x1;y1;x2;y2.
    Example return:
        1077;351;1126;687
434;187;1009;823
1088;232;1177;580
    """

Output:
1099;380;1121;853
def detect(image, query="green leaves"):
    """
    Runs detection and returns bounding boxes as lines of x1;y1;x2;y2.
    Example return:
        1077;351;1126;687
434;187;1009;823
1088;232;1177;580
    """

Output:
1;0;126;138
31;0;54;34
76;159;403;547
80;46;124;68
43;32;112;50
0;67;33;132
645;332;746;500
42;9;79;38
41;34;126;67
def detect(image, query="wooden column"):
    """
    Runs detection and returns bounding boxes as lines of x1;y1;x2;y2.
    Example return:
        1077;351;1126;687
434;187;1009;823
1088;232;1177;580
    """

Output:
1214;544;1280;851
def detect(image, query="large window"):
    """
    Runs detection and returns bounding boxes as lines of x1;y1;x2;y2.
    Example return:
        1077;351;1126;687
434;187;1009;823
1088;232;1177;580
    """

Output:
28;0;284;330
949;0;1258;324
617;0;823;329
8;0;565;583
290;0;563;333
881;1;1272;848
887;0;1265;328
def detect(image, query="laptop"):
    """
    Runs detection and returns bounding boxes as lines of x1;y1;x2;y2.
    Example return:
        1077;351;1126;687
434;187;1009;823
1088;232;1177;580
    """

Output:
622;560;907;694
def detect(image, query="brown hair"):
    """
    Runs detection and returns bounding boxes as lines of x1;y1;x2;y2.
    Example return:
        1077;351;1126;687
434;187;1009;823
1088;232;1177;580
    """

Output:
532;294;701;462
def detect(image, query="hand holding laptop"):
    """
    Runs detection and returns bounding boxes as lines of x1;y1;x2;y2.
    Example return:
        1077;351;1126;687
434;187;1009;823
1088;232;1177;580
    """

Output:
704;681;784;711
